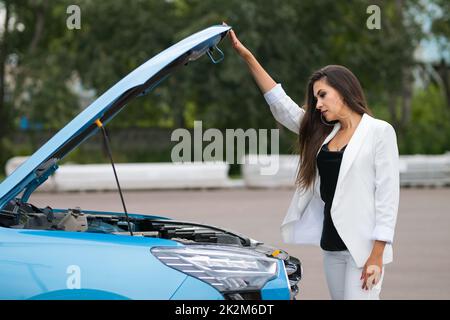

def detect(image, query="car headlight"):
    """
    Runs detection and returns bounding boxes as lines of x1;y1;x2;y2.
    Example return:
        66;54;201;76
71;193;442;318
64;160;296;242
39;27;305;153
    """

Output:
151;245;278;293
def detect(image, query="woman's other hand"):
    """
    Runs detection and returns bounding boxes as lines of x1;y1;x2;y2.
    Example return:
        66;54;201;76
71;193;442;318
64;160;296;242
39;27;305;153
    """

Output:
360;254;383;290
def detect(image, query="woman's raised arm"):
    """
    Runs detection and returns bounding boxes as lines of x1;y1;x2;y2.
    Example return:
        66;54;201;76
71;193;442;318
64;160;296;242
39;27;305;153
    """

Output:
225;25;304;134
227;28;277;94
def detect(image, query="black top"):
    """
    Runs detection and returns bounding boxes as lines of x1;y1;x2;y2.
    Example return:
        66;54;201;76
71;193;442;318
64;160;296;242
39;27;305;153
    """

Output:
316;142;348;251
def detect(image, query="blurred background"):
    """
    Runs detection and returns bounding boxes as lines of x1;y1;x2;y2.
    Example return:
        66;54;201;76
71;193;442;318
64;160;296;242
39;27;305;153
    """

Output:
0;0;449;176
1;0;449;299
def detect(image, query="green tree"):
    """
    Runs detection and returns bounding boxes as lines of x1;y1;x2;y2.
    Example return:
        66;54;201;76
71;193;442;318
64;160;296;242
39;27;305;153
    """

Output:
430;0;450;109
1;0;448;175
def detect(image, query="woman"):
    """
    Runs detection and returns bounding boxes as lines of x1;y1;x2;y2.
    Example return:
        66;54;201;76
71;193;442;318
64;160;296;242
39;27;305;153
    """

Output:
226;27;400;300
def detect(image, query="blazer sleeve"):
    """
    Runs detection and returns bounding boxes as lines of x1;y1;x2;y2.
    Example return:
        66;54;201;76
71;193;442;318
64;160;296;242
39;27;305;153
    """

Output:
371;123;400;244
263;84;305;134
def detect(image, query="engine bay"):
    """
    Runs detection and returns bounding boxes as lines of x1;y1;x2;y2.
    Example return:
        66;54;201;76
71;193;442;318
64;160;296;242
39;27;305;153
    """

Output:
0;200;254;247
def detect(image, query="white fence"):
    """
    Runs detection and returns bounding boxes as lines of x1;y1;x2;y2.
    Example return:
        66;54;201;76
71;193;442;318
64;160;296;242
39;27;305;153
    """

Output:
241;155;298;188
398;152;450;187
5;157;233;191
4;152;450;191
242;152;450;188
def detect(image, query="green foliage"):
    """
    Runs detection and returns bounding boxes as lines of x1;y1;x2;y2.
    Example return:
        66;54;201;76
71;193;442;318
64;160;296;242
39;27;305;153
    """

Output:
1;0;449;176
401;84;450;154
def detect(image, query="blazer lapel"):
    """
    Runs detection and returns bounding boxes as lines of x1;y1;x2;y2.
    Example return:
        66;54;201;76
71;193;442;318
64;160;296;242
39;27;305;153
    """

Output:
336;113;371;187
317;122;341;156
329;113;371;213
313;122;341;195
314;113;371;197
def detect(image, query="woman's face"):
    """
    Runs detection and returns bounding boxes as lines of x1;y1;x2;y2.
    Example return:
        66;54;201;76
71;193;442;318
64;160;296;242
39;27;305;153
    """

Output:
313;78;349;122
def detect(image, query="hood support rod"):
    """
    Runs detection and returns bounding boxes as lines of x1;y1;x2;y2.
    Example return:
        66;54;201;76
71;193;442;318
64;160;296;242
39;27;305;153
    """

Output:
96;119;133;236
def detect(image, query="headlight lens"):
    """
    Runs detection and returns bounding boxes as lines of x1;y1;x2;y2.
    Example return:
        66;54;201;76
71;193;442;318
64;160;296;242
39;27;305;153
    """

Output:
151;245;278;292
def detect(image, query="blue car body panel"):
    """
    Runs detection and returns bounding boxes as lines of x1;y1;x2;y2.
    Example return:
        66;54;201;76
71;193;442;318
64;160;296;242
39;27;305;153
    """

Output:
261;260;291;300
0;25;295;300
0;25;231;209
0;226;291;300
0;227;186;299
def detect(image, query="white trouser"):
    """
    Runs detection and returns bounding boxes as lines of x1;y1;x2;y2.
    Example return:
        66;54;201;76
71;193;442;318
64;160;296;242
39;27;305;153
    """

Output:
322;250;385;300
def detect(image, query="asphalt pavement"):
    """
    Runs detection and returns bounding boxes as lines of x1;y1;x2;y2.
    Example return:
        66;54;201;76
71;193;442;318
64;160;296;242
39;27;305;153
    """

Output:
29;187;450;299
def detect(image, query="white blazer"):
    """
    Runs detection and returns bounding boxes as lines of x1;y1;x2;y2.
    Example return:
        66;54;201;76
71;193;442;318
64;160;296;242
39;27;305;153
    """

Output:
264;84;400;268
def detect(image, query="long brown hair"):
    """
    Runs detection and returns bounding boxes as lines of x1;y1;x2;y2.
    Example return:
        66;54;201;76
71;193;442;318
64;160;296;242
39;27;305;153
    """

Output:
296;65;372;191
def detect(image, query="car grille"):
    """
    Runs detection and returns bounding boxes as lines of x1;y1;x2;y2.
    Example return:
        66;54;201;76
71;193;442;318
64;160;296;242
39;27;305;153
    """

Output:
284;256;302;299
224;291;262;300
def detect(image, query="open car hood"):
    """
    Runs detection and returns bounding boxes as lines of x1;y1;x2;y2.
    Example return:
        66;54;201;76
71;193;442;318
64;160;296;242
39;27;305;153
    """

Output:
0;25;231;209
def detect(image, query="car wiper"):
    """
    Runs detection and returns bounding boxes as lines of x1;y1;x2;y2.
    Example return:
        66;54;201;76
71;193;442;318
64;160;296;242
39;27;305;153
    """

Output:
95;119;133;236
151;219;252;246
0;208;17;217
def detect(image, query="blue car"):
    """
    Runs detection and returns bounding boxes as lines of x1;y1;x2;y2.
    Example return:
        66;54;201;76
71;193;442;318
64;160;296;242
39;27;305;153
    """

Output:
0;25;302;300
